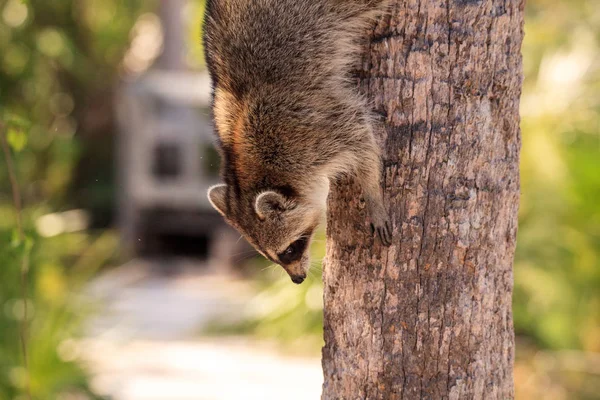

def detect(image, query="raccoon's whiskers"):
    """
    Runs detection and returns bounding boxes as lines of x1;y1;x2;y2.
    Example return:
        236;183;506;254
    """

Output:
229;249;257;258
261;263;279;272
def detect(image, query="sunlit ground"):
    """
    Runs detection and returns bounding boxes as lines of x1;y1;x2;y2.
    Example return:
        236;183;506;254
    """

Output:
81;259;323;400
78;257;600;400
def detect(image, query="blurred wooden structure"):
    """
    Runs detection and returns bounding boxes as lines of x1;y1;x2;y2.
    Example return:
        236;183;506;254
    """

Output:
116;0;250;265
116;71;230;258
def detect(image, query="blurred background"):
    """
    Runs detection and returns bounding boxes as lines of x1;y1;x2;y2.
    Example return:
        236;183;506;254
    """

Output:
0;0;598;399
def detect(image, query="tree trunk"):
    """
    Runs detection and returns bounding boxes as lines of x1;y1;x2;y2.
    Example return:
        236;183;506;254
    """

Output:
322;1;524;399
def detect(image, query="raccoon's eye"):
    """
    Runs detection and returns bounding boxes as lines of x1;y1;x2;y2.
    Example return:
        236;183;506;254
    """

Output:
278;236;308;265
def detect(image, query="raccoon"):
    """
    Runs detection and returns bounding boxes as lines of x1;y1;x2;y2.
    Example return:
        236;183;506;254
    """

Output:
203;0;392;284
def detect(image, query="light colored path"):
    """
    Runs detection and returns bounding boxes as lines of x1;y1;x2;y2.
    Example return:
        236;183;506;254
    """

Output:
83;259;323;400
84;339;323;400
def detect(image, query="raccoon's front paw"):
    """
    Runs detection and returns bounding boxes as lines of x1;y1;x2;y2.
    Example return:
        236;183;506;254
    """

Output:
370;215;393;247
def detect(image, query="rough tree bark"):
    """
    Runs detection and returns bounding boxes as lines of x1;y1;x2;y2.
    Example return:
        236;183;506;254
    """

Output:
322;1;524;399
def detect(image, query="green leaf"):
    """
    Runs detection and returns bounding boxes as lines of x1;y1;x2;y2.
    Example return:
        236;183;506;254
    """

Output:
11;229;21;247
24;235;34;252
3;113;30;129
6;128;27;152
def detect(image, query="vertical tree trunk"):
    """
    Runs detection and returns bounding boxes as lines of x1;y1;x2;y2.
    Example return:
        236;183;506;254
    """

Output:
322;1;524;399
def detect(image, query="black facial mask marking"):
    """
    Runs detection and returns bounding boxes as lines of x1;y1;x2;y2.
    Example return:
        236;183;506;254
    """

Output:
278;236;309;265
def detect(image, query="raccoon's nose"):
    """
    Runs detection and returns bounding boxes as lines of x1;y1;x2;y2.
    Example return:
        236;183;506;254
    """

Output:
291;275;306;284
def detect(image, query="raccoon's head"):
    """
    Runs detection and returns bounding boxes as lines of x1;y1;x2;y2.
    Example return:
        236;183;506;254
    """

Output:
207;184;322;284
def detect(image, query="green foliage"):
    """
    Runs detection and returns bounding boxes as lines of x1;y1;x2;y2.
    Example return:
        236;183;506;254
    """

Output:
0;0;153;218
514;0;600;354
0;0;151;397
0;116;118;400
0;222;120;400
6;128;27;153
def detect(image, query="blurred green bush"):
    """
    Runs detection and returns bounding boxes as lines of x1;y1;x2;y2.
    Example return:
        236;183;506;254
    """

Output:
0;219;119;399
0;0;154;225
515;0;600;354
0;0;153;398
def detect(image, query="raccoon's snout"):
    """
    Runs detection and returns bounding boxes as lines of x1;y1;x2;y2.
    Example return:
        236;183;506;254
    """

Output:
291;274;306;285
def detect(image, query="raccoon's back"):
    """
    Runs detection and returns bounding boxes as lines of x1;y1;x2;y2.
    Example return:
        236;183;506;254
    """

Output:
203;0;362;96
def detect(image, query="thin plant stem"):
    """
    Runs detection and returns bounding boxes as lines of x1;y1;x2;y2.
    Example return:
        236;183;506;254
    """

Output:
0;122;31;400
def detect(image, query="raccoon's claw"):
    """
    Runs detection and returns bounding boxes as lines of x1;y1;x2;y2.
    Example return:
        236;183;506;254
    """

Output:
370;220;393;246
374;109;388;123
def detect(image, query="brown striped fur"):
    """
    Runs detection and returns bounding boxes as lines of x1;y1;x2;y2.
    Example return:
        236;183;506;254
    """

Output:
204;0;392;284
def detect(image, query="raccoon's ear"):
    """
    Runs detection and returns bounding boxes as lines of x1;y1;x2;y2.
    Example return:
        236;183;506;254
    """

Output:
208;184;228;216
255;191;296;220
